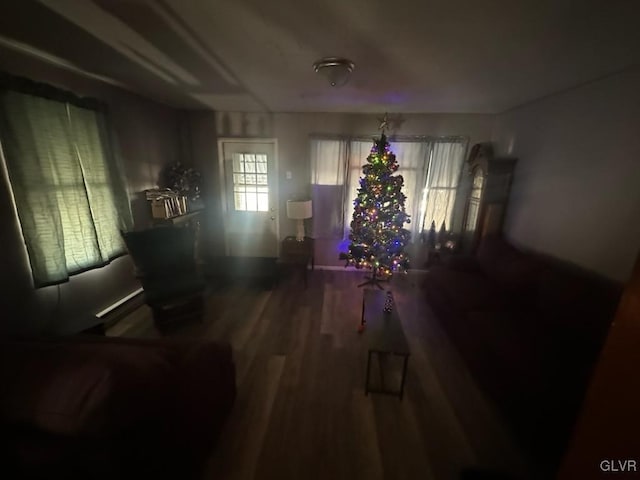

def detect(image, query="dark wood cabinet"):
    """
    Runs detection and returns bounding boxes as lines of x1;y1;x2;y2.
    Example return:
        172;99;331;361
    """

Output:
153;210;204;265
279;236;314;286
152;210;202;227
461;143;517;253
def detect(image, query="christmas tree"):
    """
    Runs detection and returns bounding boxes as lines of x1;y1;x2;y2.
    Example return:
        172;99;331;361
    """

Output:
341;126;411;286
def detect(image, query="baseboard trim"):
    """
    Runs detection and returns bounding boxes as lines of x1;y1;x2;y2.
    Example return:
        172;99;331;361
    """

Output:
313;265;355;271
314;265;428;274
95;288;146;331
96;288;144;318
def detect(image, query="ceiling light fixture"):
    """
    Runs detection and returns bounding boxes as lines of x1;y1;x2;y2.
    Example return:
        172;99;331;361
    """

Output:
313;57;355;87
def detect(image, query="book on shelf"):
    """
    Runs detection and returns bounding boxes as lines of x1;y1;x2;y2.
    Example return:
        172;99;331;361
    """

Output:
146;188;188;219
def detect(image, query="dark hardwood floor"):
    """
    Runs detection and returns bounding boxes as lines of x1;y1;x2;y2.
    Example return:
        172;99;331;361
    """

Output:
109;270;533;480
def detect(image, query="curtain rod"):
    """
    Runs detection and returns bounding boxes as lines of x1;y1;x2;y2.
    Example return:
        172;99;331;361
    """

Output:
0;71;107;111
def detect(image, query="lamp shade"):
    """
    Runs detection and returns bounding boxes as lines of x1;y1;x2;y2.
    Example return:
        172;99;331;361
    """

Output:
286;200;312;219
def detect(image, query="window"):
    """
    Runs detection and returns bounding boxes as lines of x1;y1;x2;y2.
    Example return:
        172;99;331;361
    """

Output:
421;141;467;232
232;153;269;212
0;86;131;287
309;139;348;238
310;137;466;241
389;141;432;235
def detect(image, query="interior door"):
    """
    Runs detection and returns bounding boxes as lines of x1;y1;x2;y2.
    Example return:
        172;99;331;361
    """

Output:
219;139;278;257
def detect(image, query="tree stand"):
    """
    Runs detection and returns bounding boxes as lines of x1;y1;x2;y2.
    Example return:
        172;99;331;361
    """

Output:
357;270;388;289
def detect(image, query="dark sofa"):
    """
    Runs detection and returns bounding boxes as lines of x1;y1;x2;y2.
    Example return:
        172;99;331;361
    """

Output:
423;235;621;472
0;335;236;479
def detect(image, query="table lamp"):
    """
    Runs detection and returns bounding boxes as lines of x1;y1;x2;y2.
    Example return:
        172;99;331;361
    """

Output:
286;200;312;241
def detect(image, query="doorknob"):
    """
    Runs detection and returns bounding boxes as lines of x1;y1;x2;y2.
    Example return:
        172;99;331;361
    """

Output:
270;216;275;220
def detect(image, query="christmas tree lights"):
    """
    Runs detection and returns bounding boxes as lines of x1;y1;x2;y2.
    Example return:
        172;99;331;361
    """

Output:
340;130;411;285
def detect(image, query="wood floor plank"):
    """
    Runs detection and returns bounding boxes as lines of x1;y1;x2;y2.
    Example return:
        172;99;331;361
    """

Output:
349;389;384;480
252;307;314;464
402;349;476;480
205;354;285;480
110;269;533;480
229;290;271;349
372;394;434;480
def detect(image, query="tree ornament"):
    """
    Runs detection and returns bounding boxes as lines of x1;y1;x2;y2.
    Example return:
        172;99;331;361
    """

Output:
340;129;411;286
383;290;394;314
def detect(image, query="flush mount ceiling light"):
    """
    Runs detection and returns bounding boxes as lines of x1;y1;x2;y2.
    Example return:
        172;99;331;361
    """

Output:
313;57;355;87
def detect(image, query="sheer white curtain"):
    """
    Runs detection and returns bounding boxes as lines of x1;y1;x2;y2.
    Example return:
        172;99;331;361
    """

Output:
343;140;374;240
310;137;466;245
343;140;432;242
391;141;431;242
422;141;466;232
310;139;348;238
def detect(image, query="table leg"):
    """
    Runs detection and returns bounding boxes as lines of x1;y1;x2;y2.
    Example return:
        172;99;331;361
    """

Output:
378;353;386;390
303;261;308;288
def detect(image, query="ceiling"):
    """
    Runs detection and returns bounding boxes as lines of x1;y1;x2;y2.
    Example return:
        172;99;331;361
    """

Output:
0;0;639;113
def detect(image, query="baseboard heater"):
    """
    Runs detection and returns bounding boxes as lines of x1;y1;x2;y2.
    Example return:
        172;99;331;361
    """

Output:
96;288;144;322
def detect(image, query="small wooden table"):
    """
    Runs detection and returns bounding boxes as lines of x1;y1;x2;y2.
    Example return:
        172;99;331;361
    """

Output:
279;236;314;287
362;289;410;400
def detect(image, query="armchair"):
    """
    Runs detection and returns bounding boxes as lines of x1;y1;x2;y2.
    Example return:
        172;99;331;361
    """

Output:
121;226;205;329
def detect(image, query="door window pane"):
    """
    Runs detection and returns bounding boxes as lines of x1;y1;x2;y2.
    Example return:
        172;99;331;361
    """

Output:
233;156;244;172
232;153;270;211
257;193;269;211
234;192;246;211
246;192;257;211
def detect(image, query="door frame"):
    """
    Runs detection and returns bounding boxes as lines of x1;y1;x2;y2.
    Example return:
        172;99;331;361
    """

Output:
217;137;280;257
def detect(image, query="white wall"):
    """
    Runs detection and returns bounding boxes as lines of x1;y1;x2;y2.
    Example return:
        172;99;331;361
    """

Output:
493;66;640;283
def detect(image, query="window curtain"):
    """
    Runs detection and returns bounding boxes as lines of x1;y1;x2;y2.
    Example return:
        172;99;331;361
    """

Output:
310;139;349;238
422;140;466;233
344;140;431;242
343;140;374;240
311;136;466;245
0;89;132;287
391;141;431;242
